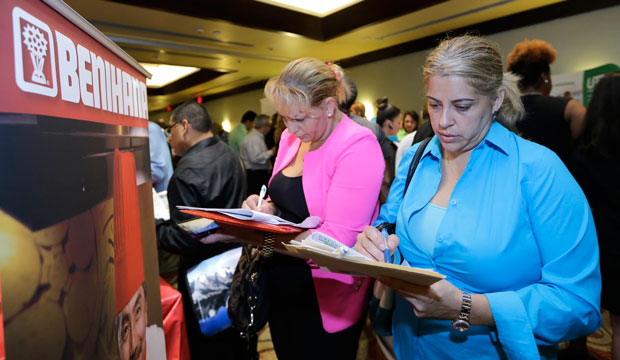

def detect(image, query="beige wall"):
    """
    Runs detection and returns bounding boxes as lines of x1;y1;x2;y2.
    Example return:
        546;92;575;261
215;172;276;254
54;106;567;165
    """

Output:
169;5;620;128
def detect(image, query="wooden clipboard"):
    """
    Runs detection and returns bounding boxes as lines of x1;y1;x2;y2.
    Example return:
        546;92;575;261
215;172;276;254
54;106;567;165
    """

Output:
180;209;304;234
285;244;445;286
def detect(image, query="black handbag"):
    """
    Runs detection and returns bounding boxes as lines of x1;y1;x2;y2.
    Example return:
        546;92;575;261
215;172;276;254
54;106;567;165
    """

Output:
370;137;431;334
228;233;275;360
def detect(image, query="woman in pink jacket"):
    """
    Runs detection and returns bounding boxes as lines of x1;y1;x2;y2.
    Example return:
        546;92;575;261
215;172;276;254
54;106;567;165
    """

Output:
242;58;384;358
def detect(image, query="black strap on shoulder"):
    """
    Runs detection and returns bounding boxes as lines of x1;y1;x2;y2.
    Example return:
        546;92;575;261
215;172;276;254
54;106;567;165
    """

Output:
376;137;431;235
403;137;431;200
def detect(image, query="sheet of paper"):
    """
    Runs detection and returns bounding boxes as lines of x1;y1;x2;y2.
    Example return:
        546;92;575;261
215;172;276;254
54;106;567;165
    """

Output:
176;206;321;229
153;189;170;220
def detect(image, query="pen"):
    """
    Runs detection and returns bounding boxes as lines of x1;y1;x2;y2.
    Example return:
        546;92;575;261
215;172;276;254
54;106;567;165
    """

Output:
381;228;391;263
257;184;267;208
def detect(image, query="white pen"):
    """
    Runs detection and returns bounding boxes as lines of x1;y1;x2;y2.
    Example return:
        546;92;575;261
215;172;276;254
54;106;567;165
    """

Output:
256;184;267;209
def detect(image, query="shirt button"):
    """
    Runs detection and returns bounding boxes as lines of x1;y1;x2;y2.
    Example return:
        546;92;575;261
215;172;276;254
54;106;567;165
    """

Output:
450;200;457;205
437;237;443;243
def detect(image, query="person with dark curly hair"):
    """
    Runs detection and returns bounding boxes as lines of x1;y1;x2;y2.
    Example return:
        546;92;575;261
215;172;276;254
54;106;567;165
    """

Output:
506;39;586;166
572;72;620;360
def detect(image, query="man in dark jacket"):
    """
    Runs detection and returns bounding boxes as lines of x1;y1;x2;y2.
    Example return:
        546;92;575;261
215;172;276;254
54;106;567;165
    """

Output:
156;101;246;359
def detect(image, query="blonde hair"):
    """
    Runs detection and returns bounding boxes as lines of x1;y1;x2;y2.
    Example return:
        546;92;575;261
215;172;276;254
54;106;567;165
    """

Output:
265;58;349;113
423;35;524;130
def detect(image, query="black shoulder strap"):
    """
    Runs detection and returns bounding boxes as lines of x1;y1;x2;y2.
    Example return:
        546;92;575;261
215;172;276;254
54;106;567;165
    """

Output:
376;136;431;234
403;137;431;200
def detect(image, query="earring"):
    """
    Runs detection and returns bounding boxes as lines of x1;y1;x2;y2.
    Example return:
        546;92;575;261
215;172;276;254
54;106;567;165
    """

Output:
492;111;498;122
328;113;333;117
544;79;549;84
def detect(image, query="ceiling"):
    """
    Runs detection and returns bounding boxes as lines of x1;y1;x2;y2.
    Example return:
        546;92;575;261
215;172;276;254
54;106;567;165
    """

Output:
65;0;616;111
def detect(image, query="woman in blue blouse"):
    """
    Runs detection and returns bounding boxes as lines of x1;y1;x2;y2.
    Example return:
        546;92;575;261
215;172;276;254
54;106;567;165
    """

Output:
355;35;601;359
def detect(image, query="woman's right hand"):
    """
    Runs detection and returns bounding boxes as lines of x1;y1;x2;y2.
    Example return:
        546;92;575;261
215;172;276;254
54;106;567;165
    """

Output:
355;225;400;262
242;194;276;214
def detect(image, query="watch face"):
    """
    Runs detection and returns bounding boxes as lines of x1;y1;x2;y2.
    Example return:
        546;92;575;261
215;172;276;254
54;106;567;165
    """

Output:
452;319;471;332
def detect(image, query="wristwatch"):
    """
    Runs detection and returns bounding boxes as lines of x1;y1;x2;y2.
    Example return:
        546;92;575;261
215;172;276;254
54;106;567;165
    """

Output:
452;290;472;332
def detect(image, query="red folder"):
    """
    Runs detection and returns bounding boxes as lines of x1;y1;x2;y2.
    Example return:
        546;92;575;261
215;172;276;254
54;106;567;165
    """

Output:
180;210;304;234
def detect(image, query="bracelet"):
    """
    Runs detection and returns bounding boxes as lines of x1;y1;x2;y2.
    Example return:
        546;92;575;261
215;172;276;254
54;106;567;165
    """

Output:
262;232;276;258
451;290;472;332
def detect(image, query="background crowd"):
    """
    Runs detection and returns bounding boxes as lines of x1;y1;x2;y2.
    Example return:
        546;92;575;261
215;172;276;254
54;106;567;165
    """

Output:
148;36;619;360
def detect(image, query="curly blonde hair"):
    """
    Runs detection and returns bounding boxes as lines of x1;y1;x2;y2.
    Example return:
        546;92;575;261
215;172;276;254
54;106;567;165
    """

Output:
506;39;557;90
264;58;349;113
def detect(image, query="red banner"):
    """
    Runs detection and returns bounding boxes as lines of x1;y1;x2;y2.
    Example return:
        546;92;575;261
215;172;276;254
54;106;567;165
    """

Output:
0;0;148;128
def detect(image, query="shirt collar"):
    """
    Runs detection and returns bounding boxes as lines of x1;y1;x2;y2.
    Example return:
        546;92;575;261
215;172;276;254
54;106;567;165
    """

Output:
422;121;511;161
250;129;264;140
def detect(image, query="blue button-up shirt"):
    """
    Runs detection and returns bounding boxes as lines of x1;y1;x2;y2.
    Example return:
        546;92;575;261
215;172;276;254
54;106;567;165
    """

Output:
375;122;601;359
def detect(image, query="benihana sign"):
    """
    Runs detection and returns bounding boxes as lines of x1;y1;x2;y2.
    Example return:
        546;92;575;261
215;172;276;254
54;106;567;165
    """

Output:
12;6;148;120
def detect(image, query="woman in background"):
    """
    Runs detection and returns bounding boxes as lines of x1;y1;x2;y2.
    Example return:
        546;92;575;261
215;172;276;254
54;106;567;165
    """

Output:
397;110;420;141
376;97;402;142
506;39;586;166
350;101;366;118
572;72;620;360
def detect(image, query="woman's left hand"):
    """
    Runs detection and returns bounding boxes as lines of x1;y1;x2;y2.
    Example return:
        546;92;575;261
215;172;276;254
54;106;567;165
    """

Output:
377;277;462;320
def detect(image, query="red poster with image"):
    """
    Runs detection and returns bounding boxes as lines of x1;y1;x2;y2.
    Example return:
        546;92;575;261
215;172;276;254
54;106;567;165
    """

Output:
0;0;165;359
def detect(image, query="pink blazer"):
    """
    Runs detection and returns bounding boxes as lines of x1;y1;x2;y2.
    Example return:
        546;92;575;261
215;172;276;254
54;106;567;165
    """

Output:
270;115;384;333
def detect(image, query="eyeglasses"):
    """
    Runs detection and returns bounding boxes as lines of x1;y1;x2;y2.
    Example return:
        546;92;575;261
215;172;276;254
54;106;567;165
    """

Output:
164;121;180;137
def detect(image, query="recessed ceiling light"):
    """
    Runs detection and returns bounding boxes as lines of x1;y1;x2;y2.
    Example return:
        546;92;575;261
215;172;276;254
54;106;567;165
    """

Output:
255;0;363;17
195;28;204;34
212;30;221;35
140;63;200;88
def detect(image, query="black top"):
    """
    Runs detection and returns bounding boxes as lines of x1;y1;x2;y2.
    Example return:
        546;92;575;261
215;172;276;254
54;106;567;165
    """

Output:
157;136;247;265
516;94;572;164
268;170;310;223
155;136;248;359
572;147;620;312
571;148;620;257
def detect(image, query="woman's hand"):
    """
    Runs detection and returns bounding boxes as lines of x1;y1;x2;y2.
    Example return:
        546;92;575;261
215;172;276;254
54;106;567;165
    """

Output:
242;194;276;214
378;277;462;320
355;226;399;262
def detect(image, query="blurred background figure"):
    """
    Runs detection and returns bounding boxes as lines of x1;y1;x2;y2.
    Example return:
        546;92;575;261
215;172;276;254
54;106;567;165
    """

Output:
396;110;419;141
240;114;275;195
572;72;620;360
339;75;394;205
229;110;257;154
376;97;402;143
506;38;586;167
265;112;279;151
211;120;229;144
350;101;367;119
148;121;173;192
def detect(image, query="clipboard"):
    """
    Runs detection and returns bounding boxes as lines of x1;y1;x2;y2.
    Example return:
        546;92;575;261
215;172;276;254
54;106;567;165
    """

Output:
180;209;304;234
284;243;445;286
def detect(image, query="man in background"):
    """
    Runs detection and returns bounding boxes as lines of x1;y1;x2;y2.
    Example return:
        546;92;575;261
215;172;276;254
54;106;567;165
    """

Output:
148;121;173;192
229;110;256;154
240;114;275;195
156;101;246;359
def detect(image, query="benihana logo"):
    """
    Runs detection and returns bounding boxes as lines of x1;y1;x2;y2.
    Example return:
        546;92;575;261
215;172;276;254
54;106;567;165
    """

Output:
11;7;148;119
13;6;58;97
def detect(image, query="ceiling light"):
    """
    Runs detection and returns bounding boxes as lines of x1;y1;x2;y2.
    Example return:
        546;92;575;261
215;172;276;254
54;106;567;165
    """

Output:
140;63;200;88
255;0;362;17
